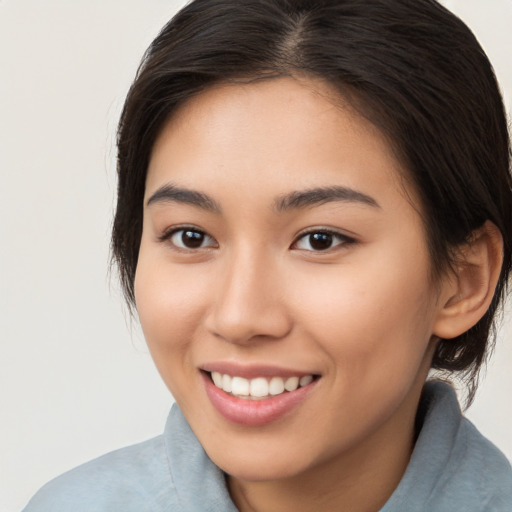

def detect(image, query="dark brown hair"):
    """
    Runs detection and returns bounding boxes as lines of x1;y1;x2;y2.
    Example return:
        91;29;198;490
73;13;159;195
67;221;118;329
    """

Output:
112;0;512;403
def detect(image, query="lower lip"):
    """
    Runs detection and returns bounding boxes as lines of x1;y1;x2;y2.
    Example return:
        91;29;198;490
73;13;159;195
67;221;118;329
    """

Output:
202;372;317;427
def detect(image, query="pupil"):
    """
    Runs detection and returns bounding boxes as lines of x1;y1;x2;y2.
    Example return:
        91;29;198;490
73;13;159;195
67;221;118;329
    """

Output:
310;233;332;250
182;230;204;248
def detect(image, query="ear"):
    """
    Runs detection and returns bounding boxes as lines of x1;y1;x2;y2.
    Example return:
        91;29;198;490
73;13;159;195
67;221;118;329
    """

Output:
433;221;503;339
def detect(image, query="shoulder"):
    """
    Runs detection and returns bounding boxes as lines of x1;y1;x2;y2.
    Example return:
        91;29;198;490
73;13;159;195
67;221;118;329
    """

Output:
419;382;512;510
383;381;512;512
22;404;237;512
22;435;178;512
449;417;512;509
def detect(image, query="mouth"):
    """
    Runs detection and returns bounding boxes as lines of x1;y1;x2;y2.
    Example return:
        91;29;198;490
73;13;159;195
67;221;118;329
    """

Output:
200;367;320;426
208;371;316;400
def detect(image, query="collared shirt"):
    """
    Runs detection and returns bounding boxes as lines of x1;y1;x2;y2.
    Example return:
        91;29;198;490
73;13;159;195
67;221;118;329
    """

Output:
23;382;512;511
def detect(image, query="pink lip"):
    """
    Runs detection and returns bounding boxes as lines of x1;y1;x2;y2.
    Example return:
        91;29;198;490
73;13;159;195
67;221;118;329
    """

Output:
201;370;318;427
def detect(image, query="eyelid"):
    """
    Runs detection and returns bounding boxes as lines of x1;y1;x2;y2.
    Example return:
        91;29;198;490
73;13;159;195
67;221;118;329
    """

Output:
158;225;218;249
292;228;356;251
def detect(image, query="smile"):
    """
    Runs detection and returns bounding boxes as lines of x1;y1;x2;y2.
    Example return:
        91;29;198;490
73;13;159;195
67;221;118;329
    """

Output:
201;368;319;426
210;372;314;399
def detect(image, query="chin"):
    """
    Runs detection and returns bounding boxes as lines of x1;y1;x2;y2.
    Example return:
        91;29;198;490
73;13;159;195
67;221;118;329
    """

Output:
221;459;302;483
206;440;318;483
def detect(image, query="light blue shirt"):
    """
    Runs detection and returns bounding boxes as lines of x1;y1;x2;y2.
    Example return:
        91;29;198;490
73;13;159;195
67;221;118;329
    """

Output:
23;382;512;511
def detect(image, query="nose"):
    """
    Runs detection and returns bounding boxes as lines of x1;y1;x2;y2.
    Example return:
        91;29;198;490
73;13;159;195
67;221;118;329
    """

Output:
204;249;293;345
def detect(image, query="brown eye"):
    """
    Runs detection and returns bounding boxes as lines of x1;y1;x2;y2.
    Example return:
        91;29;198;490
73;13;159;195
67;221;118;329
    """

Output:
294;230;352;252
169;229;216;249
308;233;333;250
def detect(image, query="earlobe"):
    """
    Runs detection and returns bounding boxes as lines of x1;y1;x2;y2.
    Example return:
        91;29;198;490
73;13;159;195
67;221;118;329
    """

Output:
433;221;503;340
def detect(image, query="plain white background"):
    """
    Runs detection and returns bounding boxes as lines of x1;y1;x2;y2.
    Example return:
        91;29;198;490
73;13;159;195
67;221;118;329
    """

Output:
1;1;511;510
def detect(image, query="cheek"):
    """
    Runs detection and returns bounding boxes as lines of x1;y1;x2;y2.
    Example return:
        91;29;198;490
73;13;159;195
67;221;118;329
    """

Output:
291;262;436;441
134;253;217;407
293;247;436;378
134;246;212;367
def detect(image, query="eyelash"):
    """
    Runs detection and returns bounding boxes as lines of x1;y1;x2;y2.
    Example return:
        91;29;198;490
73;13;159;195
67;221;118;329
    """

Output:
292;228;356;252
158;226;356;253
158;226;217;250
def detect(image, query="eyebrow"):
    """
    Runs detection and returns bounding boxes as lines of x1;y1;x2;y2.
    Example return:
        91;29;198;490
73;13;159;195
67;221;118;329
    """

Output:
146;183;379;214
274;186;380;211
146;183;222;213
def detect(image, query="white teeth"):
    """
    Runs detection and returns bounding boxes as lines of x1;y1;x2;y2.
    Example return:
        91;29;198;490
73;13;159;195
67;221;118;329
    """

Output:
222;373;232;393
212;371;223;387
250;377;269;397
284;376;299;392
299;375;313;387
231;376;250;396
210;372;315;398
269;377;285;395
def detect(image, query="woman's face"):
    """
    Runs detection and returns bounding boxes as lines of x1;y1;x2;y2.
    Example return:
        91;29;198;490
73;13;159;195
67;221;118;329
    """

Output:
135;77;450;483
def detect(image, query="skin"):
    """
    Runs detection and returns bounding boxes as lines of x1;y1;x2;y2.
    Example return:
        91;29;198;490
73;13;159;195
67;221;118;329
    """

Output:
135;77;461;511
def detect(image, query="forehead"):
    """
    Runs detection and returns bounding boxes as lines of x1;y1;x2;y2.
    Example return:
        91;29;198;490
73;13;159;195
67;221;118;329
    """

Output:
153;77;388;153
147;76;414;211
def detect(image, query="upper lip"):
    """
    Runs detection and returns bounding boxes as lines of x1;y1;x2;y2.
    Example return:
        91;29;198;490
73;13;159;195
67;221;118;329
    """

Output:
200;362;319;379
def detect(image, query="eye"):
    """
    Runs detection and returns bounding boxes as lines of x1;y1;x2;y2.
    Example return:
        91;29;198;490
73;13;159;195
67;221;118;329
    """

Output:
164;228;217;250
293;230;353;252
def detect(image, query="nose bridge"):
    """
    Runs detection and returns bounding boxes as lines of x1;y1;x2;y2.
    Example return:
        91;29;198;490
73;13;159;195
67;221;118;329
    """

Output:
207;243;291;344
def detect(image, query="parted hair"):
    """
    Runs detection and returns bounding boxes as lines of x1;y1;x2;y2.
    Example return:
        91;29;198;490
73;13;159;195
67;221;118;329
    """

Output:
112;0;512;404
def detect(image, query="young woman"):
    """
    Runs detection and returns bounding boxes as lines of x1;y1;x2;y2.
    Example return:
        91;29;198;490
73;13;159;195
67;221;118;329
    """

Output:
24;0;512;510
